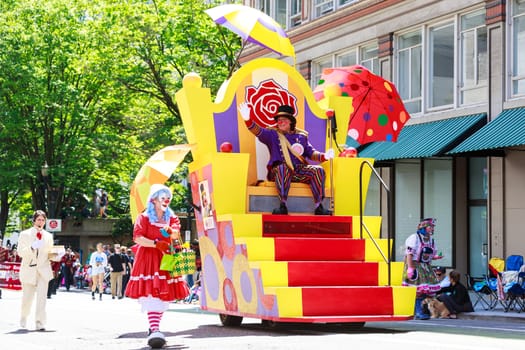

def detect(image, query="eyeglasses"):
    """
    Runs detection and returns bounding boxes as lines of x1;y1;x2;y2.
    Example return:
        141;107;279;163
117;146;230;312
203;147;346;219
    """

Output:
435;273;442;276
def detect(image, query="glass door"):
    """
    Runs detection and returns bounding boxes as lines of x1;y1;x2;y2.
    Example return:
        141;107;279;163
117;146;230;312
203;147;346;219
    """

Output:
468;158;488;277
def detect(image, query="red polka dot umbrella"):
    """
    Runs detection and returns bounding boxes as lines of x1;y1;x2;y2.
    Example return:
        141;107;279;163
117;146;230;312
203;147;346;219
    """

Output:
313;65;410;145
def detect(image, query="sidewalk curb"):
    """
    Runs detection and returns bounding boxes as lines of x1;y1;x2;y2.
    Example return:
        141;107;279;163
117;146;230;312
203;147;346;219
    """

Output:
459;312;525;323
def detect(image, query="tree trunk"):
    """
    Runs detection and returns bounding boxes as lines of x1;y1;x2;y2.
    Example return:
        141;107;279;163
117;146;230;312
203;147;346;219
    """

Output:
0;190;9;240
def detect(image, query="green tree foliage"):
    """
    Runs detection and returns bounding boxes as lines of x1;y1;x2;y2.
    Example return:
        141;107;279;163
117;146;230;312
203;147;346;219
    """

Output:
111;214;134;246
0;0;239;236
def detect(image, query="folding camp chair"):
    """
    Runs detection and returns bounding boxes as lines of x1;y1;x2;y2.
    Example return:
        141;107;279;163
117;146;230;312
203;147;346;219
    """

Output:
483;257;508;309
466;274;494;310
505;255;524;272
500;256;525;312
484;274;507;310
504;272;525;313
487;255;524;311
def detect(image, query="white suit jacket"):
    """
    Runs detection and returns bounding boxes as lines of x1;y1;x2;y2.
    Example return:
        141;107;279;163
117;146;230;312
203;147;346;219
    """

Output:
18;227;54;285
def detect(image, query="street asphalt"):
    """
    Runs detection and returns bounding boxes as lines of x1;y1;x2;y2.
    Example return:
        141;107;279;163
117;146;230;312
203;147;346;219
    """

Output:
1;287;524;349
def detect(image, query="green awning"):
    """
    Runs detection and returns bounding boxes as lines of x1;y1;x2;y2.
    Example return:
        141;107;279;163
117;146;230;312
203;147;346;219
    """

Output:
357;114;486;161
448;108;525;155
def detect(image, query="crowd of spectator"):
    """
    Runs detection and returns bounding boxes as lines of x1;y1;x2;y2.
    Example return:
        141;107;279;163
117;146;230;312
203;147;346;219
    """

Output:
1;237;205;304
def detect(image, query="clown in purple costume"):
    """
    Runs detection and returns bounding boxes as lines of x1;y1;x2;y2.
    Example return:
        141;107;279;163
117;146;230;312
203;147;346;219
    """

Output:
238;102;334;215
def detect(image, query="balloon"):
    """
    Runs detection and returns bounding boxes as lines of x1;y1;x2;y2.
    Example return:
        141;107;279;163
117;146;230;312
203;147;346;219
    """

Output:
339;147;357;158
220;142;233;153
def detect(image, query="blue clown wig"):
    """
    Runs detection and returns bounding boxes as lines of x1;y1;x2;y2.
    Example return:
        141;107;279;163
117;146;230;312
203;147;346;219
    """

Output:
146;184;175;223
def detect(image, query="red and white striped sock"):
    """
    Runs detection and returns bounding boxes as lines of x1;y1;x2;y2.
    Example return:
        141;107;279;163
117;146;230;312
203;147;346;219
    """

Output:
147;311;163;333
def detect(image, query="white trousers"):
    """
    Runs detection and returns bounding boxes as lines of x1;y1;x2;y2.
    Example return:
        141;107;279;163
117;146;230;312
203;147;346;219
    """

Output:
21;274;49;328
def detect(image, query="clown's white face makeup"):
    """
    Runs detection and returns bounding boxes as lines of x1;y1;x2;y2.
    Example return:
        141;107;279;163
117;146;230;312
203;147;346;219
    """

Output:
155;193;172;212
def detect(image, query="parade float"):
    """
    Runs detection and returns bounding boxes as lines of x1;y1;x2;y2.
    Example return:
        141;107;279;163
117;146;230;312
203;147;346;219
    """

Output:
132;4;416;327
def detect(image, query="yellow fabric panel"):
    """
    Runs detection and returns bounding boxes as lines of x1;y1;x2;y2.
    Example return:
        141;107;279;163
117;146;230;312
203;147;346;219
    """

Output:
378;261;405;286
217;213;263;238
392;286;416;316
264;287;303;317
212;153;249;216
330;157;374;216
352;216;382;239
175;74;216;159
364;238;390;262
237;237;275;261
251;261;289;287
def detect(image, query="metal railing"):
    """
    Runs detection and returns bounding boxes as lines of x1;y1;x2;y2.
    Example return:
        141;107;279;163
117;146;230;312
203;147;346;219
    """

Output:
359;160;392;286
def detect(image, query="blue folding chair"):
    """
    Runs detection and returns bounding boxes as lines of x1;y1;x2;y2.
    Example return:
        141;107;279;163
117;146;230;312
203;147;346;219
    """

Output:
505;272;525;313
466;274;493;310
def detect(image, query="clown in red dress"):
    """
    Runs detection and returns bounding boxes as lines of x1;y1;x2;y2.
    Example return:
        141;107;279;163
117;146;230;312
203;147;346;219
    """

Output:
125;184;189;348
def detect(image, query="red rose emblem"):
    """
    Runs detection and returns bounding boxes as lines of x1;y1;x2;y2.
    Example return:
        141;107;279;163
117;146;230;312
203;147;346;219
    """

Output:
36;232;42;240
245;79;297;128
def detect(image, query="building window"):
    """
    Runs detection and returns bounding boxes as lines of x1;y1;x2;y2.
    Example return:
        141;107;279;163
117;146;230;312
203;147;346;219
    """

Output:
360;43;379;74
312;57;333;87
257;0;303;30
428;21;455;109
290;0;302;27
258;0;271;15
512;0;525;96
394;160;421;259
276;0;288;28
397;30;422;115
423;158;453;267
394;159;453;265
339;0;358;6
460;10;487;105
468;158;488;277
336;49;357;66
314;0;334;17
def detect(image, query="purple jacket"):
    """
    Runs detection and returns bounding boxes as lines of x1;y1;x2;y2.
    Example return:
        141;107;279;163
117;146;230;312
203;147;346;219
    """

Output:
247;122;322;169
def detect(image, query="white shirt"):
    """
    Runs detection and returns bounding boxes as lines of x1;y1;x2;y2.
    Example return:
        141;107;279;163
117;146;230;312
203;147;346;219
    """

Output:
89;251;108;275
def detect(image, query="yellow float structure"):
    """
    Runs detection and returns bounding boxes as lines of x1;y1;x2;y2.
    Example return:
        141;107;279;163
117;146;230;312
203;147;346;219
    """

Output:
174;57;416;326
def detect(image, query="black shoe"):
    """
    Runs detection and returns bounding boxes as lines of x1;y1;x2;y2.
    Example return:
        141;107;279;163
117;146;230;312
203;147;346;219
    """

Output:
272;203;288;215
314;204;331;215
147;331;166;348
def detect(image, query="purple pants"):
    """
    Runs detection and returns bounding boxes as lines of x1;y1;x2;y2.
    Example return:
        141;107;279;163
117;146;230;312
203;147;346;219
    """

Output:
269;163;325;203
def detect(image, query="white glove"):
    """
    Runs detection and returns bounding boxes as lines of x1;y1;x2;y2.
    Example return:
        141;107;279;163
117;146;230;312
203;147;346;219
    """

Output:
238;102;251;121
324;148;335;160
31;239;44;249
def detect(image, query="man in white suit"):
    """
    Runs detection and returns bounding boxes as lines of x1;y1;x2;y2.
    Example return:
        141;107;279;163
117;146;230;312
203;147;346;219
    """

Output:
18;210;54;331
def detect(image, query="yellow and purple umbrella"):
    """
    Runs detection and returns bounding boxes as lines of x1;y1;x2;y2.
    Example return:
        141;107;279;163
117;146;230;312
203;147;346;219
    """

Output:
205;4;295;58
130;144;193;223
